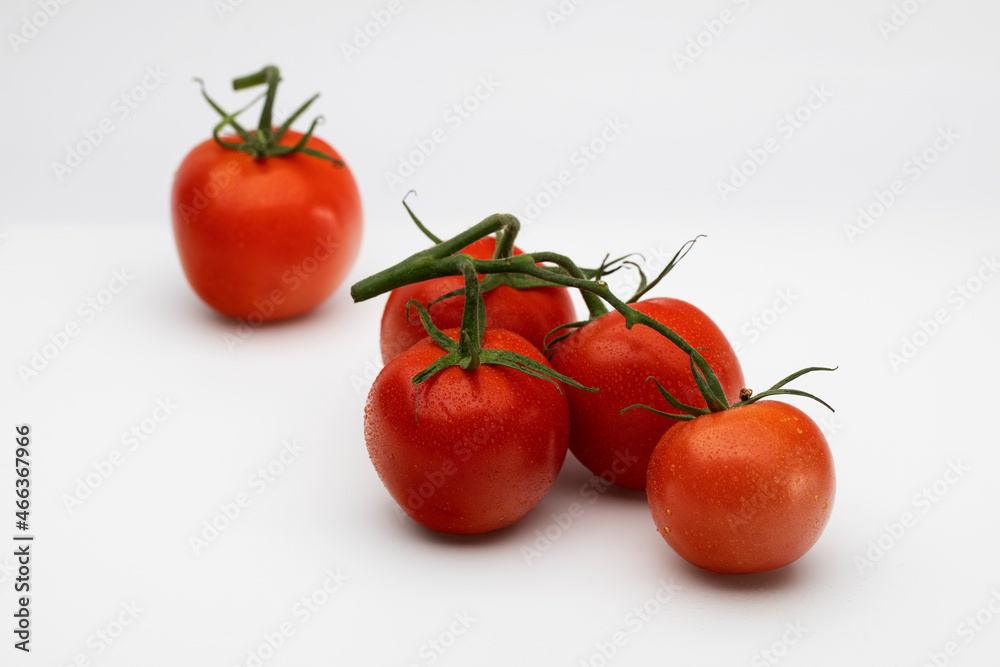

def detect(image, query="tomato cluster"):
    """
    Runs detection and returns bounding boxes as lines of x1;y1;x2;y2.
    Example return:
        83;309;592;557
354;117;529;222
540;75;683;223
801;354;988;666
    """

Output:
549;297;744;491
170;66;836;575
366;328;571;535
356;219;836;575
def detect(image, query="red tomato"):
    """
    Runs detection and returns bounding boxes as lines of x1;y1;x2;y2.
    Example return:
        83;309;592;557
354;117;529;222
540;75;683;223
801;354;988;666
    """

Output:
646;400;835;573
550;297;743;490
379;236;576;362
364;328;571;535
171;130;362;321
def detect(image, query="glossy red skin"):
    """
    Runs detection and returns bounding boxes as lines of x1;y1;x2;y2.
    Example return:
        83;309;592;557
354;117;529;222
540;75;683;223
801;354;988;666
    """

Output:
364;328;571;535
550;297;744;490
171;130;362;321
647;401;835;574
379;236;576;362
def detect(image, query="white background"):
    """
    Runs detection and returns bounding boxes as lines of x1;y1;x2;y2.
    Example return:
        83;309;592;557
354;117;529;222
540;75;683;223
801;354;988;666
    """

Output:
2;0;1000;665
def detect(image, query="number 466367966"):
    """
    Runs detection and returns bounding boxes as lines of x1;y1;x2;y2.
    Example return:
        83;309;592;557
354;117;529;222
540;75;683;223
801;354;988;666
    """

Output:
15;425;30;531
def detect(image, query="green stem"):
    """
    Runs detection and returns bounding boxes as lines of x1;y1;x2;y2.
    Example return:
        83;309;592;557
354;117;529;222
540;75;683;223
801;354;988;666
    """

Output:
530;252;609;319
200;64;342;165
232;65;280;153
354;212;834;416
506;262;698;356
351;221;728;408
351;214;517;300
456;257;486;362
402;192;443;244
355;251;689;354
258;67;280;141
492;215;519;260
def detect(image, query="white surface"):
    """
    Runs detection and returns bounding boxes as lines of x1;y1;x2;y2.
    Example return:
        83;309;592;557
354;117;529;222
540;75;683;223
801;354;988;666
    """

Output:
2;1;1000;665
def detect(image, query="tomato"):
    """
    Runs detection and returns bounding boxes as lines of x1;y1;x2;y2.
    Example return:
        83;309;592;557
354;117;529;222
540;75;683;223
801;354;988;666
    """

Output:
379;236;576;362
646;400;835;573
364;328;571;535
549;297;744;490
171;130;362;321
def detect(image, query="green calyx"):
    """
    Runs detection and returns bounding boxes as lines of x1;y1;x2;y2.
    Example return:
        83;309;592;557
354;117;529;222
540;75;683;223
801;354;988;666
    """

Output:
195;65;343;165
621;365;838;422
403;255;597;422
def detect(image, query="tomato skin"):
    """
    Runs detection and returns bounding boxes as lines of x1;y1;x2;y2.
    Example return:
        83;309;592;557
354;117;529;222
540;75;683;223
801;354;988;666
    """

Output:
549;297;744;490
379;236;576;362
171;130;362;321
647;401;835;574
364;328;571;535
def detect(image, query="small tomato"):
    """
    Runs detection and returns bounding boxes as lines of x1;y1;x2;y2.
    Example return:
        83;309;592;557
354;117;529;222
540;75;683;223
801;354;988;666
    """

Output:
646;400;835;573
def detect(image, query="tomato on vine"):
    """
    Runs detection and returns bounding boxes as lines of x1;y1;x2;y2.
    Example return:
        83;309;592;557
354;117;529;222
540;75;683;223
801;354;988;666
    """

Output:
366;327;573;534
637;366;837;573
353;210;837;569
171;65;362;321
363;252;593;535
550;295;743;490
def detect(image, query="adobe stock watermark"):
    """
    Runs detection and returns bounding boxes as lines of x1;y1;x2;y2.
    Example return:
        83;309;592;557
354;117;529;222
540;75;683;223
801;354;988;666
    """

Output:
384;75;502;192
339;0;413;62
814;412;843;443
577;579;683;666
350;352;384;402
51;66;169;182
17;268;135;385
726;475;792;534
673;0;757;72
174;159;242;224
405;611;477;667
916;589;1000;667
854;459;969;575
522;448;639;565
213;0;258;20
188;439;306;556
404;421;504;513
234;568;349;667
60;398;179;514
730;287;798;356
544;0;592;30
58;601;144;666
750;621;809;667
877;0;932;40
349;330;419;400
223;235;341;351
7;0;73;53
725;285;845;439
603;242;696;300
886;254;996;372
212;0;241;19
844;126;958;243
0;555;16;587
716;85;833;202
519;116;627;224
